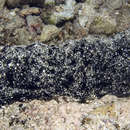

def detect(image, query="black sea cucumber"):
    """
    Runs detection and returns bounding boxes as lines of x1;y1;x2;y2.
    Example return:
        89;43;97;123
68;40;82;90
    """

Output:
0;29;130;106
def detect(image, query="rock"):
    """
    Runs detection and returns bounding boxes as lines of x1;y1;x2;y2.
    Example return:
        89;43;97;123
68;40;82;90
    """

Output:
20;7;40;17
40;7;54;24
62;20;87;40
0;29;129;106
0;0;6;10
41;0;76;25
2;0;130;47
89;16;117;35
116;7;130;32
6;0;21;8
40;25;60;42
44;0;65;6
44;0;55;6
78;3;97;29
106;0;125;10
14;27;32;45
85;0;104;9
0;8;28;45
5;15;25;29
26;15;43;36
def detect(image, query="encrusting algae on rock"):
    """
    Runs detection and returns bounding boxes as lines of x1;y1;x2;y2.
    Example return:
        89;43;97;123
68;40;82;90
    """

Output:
89;16;117;35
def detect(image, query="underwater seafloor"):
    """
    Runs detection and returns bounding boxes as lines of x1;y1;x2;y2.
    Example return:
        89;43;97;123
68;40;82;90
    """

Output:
0;0;130;129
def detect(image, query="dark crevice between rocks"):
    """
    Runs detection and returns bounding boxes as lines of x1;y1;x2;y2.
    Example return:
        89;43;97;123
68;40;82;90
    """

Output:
6;0;45;8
